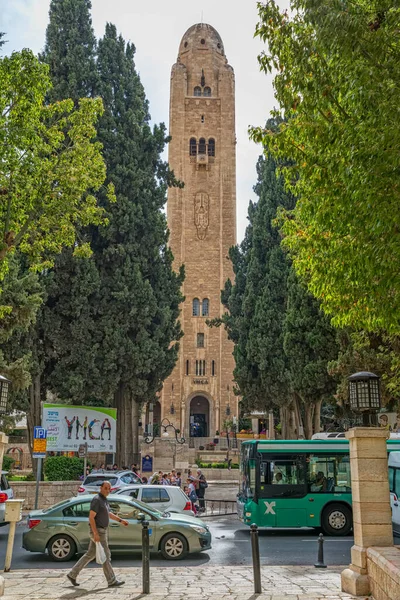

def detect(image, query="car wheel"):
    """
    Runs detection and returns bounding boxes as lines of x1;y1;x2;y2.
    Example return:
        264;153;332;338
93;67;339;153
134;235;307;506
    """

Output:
48;534;77;561
322;503;352;536
160;532;188;560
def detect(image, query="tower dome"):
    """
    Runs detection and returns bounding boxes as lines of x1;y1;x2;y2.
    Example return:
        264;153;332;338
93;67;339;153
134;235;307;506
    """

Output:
178;23;225;58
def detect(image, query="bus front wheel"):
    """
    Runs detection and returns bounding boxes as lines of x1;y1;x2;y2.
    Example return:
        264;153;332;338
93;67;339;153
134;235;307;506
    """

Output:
322;503;352;536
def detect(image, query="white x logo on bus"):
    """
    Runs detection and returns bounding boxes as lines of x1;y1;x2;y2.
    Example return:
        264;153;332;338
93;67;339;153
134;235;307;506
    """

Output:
264;501;276;515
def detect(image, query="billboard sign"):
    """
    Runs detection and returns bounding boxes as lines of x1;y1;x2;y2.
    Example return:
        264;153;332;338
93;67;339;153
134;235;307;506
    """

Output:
43;404;117;453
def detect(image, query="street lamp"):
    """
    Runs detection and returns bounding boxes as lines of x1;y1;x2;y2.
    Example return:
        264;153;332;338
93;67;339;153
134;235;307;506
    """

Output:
348;371;381;426
0;375;11;414
144;418;185;444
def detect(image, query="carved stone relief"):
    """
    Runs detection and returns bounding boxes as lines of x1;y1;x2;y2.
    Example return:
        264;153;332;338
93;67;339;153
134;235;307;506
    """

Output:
194;191;209;240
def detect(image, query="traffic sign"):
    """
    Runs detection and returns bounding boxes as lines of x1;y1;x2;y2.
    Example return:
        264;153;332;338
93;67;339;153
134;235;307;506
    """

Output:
34;427;47;439
33;438;47;458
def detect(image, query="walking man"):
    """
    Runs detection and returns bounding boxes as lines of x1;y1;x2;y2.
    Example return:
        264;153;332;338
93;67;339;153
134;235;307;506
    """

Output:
67;481;127;588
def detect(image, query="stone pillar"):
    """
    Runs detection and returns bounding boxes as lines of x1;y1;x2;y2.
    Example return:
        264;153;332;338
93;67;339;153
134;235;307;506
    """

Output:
341;427;393;596
0;432;8;598
180;402;186;438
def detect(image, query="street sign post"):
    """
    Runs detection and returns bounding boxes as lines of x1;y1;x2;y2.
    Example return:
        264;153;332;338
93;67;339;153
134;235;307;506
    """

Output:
78;443;88;478
33;428;47;510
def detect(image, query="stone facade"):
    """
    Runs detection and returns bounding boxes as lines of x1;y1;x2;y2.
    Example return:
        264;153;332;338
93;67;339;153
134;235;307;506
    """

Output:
159;23;237;439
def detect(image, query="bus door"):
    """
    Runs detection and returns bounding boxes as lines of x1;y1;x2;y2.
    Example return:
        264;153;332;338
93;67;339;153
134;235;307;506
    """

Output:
258;454;308;528
389;453;400;536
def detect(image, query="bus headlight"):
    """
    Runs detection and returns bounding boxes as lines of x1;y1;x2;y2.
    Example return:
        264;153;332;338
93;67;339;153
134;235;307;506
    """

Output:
245;512;252;517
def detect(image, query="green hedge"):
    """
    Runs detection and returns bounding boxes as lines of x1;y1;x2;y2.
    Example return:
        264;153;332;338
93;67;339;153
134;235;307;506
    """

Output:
44;456;84;481
2;454;14;472
197;461;239;469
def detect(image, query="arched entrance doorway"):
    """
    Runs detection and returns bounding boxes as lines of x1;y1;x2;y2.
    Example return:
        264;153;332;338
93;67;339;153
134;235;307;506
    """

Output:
145;400;161;437
190;396;209;437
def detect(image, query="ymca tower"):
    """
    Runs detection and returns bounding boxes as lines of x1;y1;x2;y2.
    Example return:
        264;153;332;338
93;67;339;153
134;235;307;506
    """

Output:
161;23;237;439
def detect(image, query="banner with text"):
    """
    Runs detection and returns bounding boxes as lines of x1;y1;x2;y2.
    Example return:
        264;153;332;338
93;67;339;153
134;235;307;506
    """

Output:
43;404;117;453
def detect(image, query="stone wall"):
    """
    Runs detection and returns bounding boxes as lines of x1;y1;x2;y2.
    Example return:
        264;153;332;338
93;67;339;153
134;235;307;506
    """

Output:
367;546;400;600
11;481;80;511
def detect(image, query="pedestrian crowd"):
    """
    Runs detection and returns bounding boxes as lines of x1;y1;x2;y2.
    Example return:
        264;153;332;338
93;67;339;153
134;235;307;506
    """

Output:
88;463;208;515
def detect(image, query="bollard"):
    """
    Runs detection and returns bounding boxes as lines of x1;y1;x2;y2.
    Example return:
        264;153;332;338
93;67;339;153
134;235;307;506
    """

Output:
142;518;150;594
250;523;262;594
314;532;327;568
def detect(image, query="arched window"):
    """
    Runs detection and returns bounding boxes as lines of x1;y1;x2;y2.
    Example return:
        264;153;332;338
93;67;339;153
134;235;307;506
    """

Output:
186;360;190;376
212;360;215;376
194;86;202;96
189;138;197;156
192;298;200;316
198;138;206;154
208;138;215;157
203;86;211;97
202;298;209;316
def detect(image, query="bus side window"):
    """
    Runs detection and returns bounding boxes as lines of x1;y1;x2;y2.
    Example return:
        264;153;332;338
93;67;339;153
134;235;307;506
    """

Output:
394;467;400;496
389;467;395;493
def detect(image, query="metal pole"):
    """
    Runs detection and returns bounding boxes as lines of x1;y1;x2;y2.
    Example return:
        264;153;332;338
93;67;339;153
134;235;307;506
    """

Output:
250;523;262;593
4;521;16;572
314;533;327;568
142;519;150;594
34;457;42;510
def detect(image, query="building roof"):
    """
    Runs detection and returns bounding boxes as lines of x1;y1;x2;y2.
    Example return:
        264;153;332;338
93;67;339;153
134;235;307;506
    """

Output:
178;23;225;58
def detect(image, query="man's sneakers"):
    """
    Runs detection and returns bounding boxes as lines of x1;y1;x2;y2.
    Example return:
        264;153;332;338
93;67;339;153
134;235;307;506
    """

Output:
109;580;125;588
66;574;79;587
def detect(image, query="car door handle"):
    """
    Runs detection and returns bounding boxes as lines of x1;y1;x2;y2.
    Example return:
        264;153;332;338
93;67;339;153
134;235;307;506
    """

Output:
66;521;78;526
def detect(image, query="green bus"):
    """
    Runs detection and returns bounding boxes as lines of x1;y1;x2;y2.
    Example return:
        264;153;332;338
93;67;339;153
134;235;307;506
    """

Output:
237;438;400;536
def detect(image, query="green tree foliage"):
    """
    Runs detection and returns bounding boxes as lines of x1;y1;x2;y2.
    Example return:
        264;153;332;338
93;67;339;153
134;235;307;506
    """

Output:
0;50;109;281
251;0;400;332
40;15;184;464
219;149;337;437
284;270;338;438
40;0;99;102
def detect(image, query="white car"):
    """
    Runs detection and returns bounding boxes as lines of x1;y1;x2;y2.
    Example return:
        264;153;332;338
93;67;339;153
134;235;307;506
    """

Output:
114;485;194;516
77;470;141;495
0;471;14;525
389;452;400;536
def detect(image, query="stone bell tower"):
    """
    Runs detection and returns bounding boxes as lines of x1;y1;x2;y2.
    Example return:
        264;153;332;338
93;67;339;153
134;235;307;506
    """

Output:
159;23;237;440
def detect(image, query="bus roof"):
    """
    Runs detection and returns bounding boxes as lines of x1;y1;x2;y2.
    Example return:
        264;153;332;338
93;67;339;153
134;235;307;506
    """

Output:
241;438;400;453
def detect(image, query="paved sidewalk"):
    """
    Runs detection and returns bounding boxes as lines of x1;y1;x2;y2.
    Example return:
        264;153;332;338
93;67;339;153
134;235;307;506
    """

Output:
1;566;371;599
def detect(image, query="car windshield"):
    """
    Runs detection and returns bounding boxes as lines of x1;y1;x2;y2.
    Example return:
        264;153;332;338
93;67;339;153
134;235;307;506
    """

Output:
84;476;118;486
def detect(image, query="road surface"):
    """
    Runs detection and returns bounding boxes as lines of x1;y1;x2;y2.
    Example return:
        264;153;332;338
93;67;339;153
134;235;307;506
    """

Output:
0;516;359;569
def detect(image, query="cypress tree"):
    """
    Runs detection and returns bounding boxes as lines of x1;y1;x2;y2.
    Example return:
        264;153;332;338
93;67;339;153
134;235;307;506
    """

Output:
40;16;184;465
283;270;338;438
40;0;98;102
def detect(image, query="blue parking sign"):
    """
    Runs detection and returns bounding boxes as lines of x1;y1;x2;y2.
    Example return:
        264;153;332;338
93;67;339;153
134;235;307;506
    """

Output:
34;427;47;439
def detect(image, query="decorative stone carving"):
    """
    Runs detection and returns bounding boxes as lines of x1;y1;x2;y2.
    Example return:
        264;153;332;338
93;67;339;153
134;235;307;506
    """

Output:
194;191;209;239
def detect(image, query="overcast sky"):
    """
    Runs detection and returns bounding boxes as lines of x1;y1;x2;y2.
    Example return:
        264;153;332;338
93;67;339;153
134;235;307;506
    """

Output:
0;0;289;242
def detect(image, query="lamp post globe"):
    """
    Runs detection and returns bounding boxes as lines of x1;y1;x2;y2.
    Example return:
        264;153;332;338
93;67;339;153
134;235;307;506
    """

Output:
348;371;381;426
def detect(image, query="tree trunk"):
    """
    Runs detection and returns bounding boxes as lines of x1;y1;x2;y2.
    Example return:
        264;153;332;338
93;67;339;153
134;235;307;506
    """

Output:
293;394;305;439
27;374;42;478
131;399;140;466
279;407;286;439
115;384;126;467
313;400;322;436
304;403;314;439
